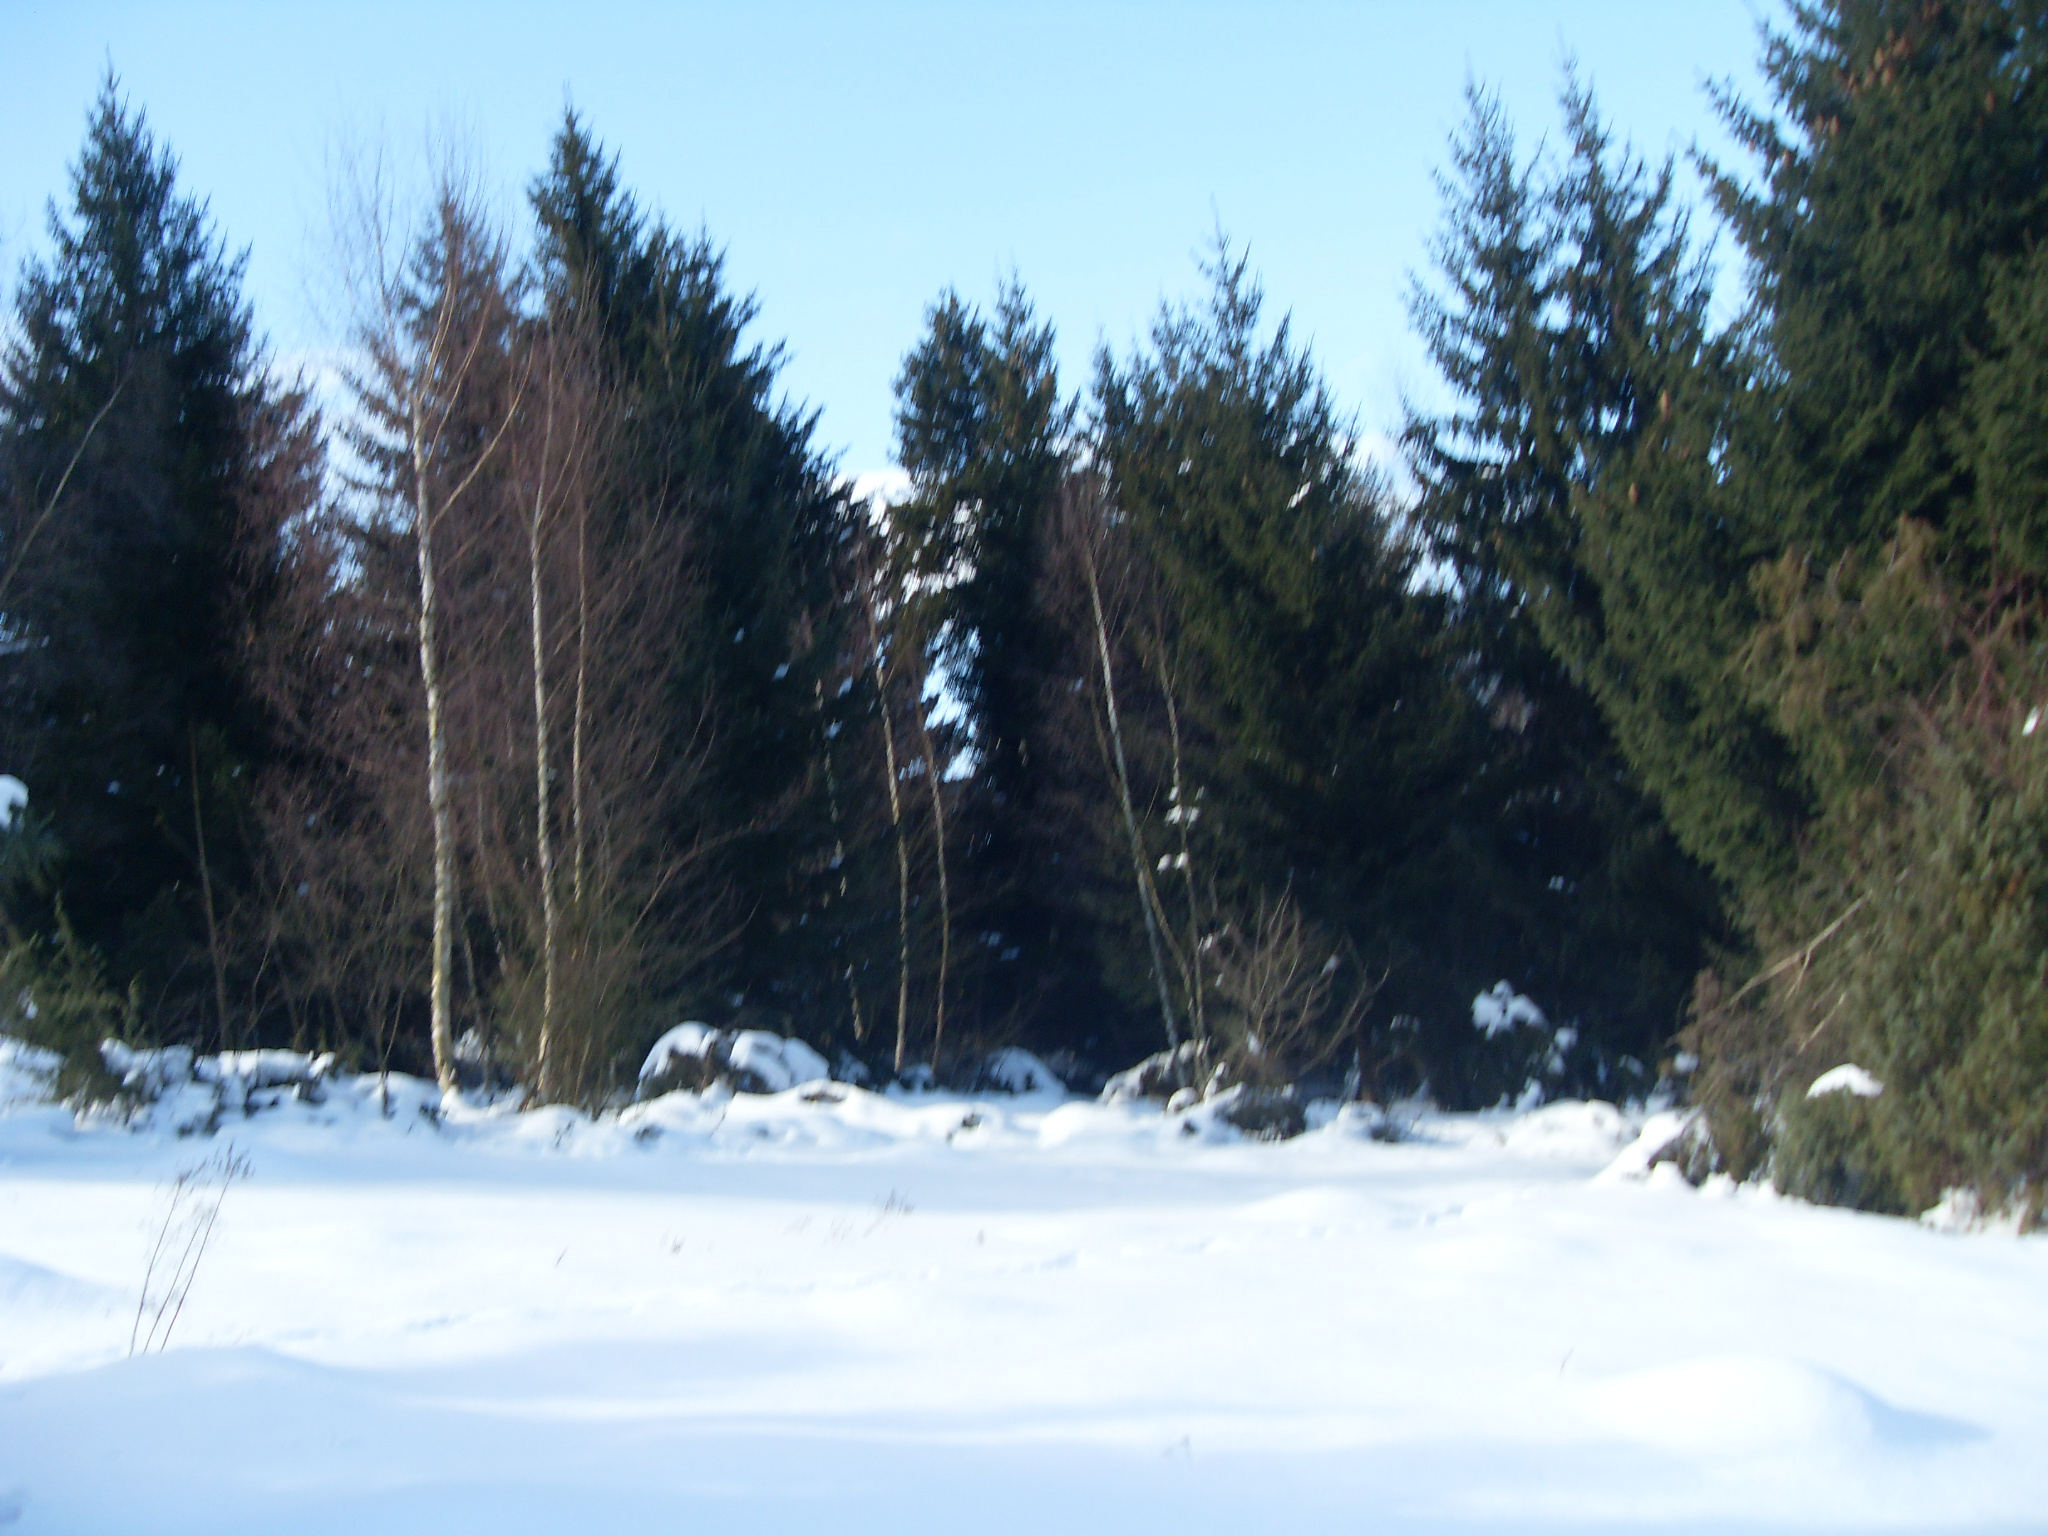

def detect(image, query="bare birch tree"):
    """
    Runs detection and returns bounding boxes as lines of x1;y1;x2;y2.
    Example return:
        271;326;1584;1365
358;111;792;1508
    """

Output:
337;153;524;1096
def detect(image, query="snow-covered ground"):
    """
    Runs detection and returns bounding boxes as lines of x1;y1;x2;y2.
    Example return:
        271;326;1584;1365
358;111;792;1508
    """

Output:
0;1046;2041;1533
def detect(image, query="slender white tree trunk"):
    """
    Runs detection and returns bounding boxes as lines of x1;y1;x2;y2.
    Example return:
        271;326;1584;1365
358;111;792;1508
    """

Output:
910;679;952;1072
571;500;588;910
875;644;913;1075
409;396;459;1096
527;384;561;1100
1159;659;1205;1044
1084;541;1178;1050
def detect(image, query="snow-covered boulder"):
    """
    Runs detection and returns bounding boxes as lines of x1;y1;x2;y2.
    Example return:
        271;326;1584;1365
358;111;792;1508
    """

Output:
1201;1082;1306;1141
972;1047;1064;1096
1597;1108;1697;1184
728;1031;830;1093
1101;1040;1212;1104
96;1041;336;1133
637;1024;829;1099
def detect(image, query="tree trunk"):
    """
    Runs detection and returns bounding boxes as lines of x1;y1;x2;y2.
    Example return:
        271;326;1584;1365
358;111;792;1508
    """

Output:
909;681;952;1073
410;394;459;1097
1084;540;1178;1050
1159;659;1206;1044
527;383;561;1101
875;645;913;1075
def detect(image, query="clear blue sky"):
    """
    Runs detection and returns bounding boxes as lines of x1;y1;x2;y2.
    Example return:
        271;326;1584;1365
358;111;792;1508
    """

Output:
3;1;1780;478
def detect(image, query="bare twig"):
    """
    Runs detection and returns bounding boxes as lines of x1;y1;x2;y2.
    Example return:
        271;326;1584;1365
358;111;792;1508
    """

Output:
130;1144;251;1356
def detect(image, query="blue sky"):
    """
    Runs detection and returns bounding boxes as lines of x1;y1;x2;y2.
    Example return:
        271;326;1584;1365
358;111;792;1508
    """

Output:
3;1;1779;478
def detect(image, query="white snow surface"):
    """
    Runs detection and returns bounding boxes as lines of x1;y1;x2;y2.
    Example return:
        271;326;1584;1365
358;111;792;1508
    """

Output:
1808;1063;1886;1099
0;1051;2041;1533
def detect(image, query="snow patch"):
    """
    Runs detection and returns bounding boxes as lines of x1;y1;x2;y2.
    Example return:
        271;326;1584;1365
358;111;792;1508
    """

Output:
1806;1064;1884;1099
0;1037;58;1108
1472;980;1546;1038
1495;1098;1632;1161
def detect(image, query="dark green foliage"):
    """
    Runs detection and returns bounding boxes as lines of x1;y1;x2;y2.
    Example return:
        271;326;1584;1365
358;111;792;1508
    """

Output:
886;281;1073;1057
1405;88;1737;1082
530;114;853;1051
0;82;299;1049
1091;247;1491;1089
893;282;1069;813
1710;0;2048;578
1423;5;2048;1210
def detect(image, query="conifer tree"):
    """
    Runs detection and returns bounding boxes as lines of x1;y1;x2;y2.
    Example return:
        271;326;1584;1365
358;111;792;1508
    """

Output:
888;280;1071;1050
0;82;299;1047
1093;246;1482;1083
1406;84;1743;1068
528;114;852;1044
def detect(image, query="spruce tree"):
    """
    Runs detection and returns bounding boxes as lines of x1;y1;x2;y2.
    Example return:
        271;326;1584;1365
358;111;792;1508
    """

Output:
529;114;853;1045
892;281;1069;812
1094;247;1487;1085
889;281;1071;1047
0;82;295;1047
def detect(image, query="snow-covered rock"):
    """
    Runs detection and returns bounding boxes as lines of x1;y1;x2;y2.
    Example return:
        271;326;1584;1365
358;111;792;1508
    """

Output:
1100;1040;1211;1104
637;1024;829;1098
726;1030;829;1093
973;1047;1064;1096
95;1041;336;1132
1597;1107;1696;1183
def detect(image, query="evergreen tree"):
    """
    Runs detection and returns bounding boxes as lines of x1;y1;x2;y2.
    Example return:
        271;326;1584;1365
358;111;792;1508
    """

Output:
0;82;297;1047
1683;0;2048;1204
529;114;853;1046
1406;79;1787;1098
1094;246;1485;1087
892;281;1069;811
1415;7;2048;1204
888;281;1072;1051
1407;86;1734;1074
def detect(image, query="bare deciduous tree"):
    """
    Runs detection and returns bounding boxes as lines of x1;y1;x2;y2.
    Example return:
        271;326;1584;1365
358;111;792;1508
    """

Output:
335;152;525;1096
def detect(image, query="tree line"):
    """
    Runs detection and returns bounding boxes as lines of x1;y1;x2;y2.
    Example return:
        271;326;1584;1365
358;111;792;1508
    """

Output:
4;1;2044;1219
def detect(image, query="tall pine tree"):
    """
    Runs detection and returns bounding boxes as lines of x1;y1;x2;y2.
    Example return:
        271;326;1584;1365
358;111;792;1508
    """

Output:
0;82;299;1050
529;113;853;1046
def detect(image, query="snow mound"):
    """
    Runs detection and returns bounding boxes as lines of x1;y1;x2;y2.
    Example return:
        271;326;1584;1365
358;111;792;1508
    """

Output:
0;1252;122;1315
1920;1186;2029;1235
1496;1098;1632;1161
1596;1108;1696;1183
1583;1354;1978;1454
1807;1063;1884;1099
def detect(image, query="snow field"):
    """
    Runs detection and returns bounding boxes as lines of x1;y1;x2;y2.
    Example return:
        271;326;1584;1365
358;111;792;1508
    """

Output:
0;1073;2042;1533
